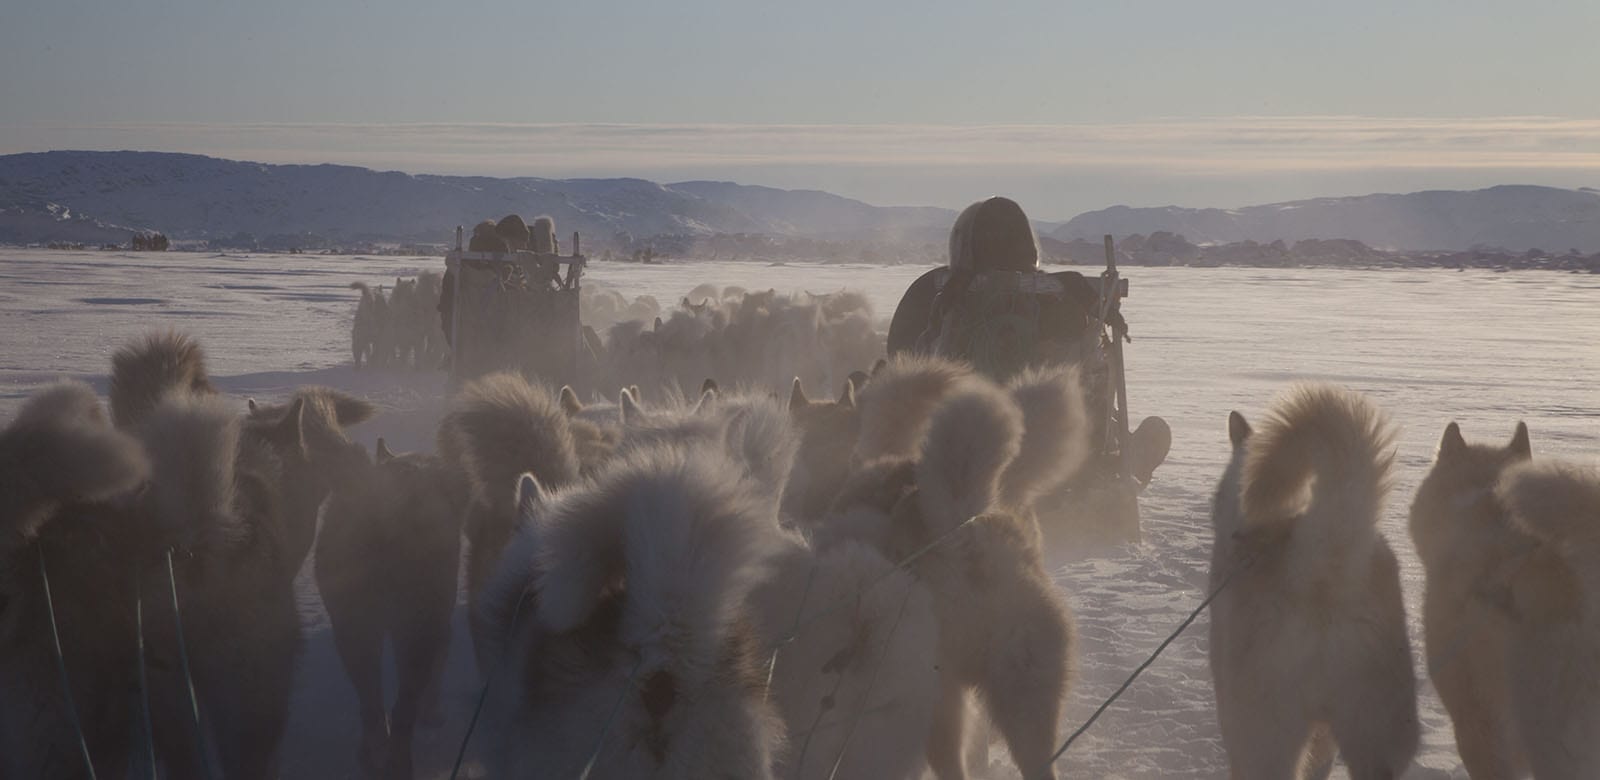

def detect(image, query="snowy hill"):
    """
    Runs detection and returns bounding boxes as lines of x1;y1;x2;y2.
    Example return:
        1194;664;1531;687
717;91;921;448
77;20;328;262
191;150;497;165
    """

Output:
9;151;1600;253
0;151;956;246
1054;185;1600;252
667;180;955;241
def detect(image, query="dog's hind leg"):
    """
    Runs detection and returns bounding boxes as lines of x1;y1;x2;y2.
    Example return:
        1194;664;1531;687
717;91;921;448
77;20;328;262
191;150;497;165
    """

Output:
1435;675;1525;779
330;609;389;775
419;650;449;728
386;611;450;780
1327;677;1419;780
980;597;1071;780
205;642;296;780
1221;705;1315;780
1297;724;1335;780
1430;631;1525;780
1326;635;1419;779
926;674;971;780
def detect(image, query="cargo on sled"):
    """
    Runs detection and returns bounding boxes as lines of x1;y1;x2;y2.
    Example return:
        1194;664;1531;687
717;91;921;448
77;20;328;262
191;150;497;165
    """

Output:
442;217;597;389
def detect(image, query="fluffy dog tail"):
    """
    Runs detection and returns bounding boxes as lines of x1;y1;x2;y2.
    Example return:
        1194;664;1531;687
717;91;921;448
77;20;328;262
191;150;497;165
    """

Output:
0;381;150;540
1000;364;1091;508
1240;384;1396;552
440;372;580;513
109;330;216;428
915;382;1025;534
1498;459;1600;543
855;354;979;461
529;446;781;670
715;392;800;511
250;386;375;435
136;393;245;551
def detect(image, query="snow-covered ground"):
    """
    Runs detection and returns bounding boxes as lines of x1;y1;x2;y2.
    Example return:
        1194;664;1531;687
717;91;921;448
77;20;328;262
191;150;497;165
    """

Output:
2;249;1597;779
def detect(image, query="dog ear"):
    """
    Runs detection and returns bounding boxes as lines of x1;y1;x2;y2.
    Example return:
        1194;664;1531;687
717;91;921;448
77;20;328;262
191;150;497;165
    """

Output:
1507;421;1531;459
1438;422;1467;460
700;378;719;397
692;387;717;414
265;396;307;456
559;385;583;417
838;381;856;409
653;316;664;332
318;390;376;427
789;377;810;410
247;398;260;415
516;472;545;519
375;437;395;464
620;388;643;425
1227;411;1251;448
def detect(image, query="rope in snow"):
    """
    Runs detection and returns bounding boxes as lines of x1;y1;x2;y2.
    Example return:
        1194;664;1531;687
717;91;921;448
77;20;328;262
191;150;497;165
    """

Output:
449;590;530;780
37;547;100;780
1047;551;1253;768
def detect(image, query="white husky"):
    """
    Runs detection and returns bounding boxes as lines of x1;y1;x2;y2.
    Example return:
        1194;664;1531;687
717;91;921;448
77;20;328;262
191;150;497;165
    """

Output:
1494;458;1600;779
1209;385;1418;779
752;531;941;780
479;447;786;779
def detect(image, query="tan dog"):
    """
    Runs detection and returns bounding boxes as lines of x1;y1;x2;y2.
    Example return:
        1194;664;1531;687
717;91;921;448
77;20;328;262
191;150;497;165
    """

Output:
1494;459;1600;779
784;376;862;524
1209;385;1418;779
1409;422;1533;779
318;438;465;779
0;382;150;778
824;379;1077;780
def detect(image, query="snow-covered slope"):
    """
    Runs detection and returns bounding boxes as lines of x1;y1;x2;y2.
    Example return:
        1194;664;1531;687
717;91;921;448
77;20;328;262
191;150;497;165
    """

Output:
668;179;954;240
0;151;955;245
1056;185;1600;252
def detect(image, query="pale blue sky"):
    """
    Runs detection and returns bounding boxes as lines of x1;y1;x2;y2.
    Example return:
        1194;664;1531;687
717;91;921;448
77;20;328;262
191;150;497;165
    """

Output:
4;0;1600;215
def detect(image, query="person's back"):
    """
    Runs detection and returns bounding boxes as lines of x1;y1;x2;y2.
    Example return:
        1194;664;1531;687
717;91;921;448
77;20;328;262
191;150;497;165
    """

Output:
889;196;1099;381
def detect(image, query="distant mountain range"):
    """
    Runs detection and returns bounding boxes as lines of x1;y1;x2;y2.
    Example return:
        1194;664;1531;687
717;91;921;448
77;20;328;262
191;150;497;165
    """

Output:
3;151;1600;253
1055;185;1600;252
0;151;957;248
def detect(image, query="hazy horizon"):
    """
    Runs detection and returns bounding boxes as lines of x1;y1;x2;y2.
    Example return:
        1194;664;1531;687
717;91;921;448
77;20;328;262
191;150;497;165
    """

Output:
5;0;1600;218
9;118;1600;220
